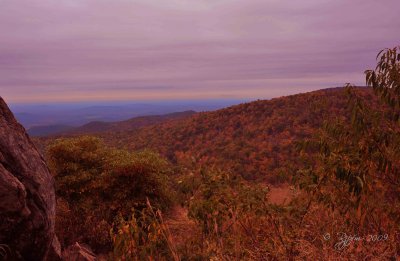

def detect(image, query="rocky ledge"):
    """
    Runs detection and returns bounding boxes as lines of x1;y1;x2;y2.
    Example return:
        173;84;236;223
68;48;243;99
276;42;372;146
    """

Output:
0;97;60;260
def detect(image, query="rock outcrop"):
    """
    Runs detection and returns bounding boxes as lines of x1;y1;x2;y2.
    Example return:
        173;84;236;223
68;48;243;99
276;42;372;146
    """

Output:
0;97;60;260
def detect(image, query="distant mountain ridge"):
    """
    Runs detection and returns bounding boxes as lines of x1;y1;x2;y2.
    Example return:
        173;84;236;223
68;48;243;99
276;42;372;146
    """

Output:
67;110;196;135
28;124;75;137
28;110;196;136
13;99;244;129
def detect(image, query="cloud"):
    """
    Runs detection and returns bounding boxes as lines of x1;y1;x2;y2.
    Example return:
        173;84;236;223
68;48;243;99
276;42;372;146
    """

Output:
0;0;399;102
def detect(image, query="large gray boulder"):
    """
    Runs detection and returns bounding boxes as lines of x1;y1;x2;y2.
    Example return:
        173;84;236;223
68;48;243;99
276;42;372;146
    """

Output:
0;97;60;260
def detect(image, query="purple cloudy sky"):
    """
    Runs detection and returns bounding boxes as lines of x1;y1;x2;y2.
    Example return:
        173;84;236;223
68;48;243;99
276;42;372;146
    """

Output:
1;0;399;103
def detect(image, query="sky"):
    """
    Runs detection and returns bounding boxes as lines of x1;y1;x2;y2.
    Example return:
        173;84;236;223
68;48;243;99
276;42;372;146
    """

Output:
0;0;399;103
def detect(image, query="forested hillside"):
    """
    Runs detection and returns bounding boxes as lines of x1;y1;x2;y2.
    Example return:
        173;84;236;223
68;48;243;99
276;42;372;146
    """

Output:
100;87;378;181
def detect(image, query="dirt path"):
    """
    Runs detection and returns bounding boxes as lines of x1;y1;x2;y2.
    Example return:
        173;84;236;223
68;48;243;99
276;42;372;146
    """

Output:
165;205;196;246
163;185;295;247
268;184;296;205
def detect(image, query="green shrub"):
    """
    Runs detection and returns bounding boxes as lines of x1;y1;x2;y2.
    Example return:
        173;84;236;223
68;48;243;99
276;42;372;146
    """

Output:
46;136;175;251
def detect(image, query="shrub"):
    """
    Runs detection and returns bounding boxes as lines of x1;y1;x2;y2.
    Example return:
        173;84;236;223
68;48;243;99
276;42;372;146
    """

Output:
110;199;179;261
46;136;175;251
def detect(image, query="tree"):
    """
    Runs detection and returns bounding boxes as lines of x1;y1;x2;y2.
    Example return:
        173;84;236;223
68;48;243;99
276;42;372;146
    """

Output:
296;47;400;258
366;46;400;109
